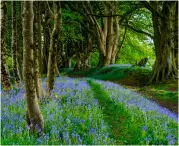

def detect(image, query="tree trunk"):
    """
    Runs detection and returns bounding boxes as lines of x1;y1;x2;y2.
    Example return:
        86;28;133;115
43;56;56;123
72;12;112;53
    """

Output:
54;55;60;76
23;1;44;133
17;1;23;81
149;2;178;83
105;11;114;65
46;2;61;96
1;1;11;91
174;2;178;69
111;16;120;64
42;5;51;74
68;58;72;68
43;26;50;74
38;2;43;75
33;1;44;98
12;1;20;85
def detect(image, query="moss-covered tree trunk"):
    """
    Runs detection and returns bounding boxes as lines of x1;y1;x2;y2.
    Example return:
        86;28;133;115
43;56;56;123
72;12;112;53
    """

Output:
33;1;44;98
11;1;20;85
23;1;44;133
149;2;178;83
1;1;11;91
46;2;61;96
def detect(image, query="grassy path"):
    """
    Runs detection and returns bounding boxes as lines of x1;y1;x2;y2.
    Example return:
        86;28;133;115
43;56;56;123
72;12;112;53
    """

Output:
88;80;125;144
88;80;146;144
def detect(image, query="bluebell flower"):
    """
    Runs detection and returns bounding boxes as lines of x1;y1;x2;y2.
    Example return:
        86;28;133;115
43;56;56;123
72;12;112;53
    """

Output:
89;128;97;135
77;134;82;144
166;134;176;145
142;126;148;131
62;132;69;141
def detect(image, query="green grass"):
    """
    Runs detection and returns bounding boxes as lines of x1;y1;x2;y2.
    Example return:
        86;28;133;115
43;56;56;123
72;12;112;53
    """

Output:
60;65;152;81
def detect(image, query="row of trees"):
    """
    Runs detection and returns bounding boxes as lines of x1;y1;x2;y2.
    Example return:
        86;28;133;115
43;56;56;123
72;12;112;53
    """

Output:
1;1;178;133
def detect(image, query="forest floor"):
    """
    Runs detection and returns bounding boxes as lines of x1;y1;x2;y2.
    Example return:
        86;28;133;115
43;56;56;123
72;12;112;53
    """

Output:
1;76;178;145
60;64;178;114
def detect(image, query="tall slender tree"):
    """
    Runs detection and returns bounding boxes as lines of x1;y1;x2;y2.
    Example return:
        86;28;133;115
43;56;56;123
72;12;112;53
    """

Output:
46;2;61;96
11;1;20;85
23;1;44;133
17;1;24;81
33;1;44;98
42;3;51;74
1;1;11;91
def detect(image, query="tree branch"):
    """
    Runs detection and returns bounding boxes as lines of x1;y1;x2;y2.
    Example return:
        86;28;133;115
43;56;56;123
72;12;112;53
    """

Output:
140;1;163;18
87;13;121;17
123;24;154;40
46;1;54;16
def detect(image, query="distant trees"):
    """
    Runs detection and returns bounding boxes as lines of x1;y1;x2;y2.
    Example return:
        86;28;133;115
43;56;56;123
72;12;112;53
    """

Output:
1;1;11;91
23;1;44;133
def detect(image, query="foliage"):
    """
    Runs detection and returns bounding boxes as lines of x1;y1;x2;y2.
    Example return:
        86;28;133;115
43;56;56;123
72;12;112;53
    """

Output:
89;51;99;67
61;8;83;42
117;29;155;68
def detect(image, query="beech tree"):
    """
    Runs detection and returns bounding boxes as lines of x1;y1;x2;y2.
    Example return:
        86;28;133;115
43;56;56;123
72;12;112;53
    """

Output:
143;1;178;82
11;1;20;85
23;1;44;132
46;2;62;96
70;1;138;67
1;1;11;91
81;1;120;66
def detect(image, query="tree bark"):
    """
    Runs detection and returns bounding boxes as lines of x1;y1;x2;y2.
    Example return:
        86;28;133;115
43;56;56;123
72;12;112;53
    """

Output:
33;1;44;98
12;1;20;85
1;1;11;91
149;2;178;83
46;2;61;96
174;2;178;69
42;4;51;74
111;16;120;64
16;1;23;81
23;1;44;133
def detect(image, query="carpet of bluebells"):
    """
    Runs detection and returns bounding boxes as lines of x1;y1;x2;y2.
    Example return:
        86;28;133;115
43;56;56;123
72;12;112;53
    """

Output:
93;79;178;145
1;76;178;145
